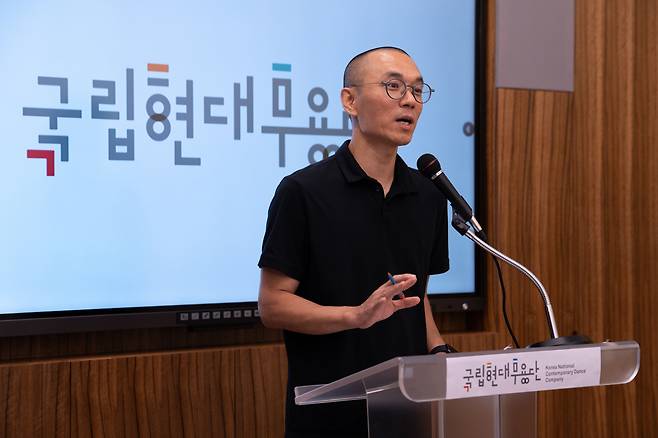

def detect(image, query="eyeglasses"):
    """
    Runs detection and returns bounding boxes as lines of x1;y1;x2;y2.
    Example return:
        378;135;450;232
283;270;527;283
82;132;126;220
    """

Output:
349;78;435;104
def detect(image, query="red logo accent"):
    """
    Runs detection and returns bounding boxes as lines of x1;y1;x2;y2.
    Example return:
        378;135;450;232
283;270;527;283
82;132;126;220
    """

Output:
27;149;55;176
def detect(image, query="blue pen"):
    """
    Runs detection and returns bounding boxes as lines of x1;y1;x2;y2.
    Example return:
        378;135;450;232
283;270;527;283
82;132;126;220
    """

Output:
387;272;396;285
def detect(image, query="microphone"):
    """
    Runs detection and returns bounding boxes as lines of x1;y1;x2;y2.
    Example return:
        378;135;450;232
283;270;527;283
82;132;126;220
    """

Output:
417;152;591;348
416;153;483;236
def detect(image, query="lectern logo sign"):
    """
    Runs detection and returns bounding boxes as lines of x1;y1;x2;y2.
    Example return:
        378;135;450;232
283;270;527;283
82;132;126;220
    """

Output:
445;347;601;399
461;358;541;392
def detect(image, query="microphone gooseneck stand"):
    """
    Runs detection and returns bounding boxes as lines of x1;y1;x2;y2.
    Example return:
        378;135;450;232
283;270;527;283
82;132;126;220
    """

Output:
451;212;591;348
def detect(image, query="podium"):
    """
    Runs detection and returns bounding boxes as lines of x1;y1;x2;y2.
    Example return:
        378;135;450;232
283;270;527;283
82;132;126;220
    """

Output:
295;341;639;438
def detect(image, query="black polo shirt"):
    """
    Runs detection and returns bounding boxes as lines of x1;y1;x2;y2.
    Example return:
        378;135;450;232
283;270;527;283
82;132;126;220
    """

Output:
258;140;449;438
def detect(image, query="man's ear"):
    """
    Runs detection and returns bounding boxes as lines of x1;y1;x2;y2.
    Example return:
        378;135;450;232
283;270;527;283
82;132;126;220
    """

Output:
341;87;357;118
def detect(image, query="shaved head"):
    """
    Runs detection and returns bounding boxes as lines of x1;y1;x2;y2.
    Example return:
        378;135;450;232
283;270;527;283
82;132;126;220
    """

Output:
339;46;423;149
343;46;410;88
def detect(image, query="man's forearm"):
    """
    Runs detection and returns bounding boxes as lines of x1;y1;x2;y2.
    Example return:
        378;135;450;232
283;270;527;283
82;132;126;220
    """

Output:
258;269;420;335
259;289;358;335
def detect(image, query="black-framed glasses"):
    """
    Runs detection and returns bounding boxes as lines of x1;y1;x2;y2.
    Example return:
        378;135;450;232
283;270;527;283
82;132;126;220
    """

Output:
350;78;435;104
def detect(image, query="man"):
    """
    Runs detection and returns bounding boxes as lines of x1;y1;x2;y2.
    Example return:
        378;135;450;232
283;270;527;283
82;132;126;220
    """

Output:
258;47;451;437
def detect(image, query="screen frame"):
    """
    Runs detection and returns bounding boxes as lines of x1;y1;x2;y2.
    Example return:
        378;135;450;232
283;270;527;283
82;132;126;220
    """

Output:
428;0;487;313
0;0;487;336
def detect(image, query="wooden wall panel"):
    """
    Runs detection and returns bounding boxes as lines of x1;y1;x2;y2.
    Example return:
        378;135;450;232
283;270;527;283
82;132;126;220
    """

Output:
0;324;283;363
633;0;658;436
0;334;494;438
600;1;639;437
0;345;287;438
487;0;657;437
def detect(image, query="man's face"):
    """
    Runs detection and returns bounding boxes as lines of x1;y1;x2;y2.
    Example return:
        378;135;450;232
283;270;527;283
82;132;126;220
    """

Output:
347;50;424;148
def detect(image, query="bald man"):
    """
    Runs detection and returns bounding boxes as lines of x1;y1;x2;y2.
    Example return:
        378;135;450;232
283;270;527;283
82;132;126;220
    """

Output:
258;47;450;438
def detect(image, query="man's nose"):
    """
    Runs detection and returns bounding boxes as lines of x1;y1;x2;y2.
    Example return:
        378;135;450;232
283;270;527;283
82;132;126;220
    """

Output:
400;87;417;107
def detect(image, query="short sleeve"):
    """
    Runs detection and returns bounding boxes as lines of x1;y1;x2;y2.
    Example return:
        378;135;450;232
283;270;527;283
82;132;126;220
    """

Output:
258;177;308;281
429;194;450;274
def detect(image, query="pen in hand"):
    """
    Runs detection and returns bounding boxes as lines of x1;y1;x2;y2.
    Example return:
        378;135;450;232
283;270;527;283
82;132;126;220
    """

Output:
388;272;405;300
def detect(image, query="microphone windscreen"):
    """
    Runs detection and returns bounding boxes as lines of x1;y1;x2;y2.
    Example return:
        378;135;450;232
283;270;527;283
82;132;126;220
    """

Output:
417;153;441;177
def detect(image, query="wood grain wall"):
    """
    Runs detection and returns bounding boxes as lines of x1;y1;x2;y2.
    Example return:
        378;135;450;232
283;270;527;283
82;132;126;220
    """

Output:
0;1;656;437
486;0;658;437
0;333;498;438
0;345;288;438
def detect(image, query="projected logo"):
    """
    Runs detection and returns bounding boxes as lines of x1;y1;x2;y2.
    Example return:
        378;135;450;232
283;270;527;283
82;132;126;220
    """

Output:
23;76;80;176
22;63;350;176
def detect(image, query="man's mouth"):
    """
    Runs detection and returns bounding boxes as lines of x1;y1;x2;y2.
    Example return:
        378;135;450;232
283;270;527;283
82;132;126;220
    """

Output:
396;116;414;126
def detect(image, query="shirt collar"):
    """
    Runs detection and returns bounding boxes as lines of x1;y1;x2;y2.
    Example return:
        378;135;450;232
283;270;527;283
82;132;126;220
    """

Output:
336;140;418;195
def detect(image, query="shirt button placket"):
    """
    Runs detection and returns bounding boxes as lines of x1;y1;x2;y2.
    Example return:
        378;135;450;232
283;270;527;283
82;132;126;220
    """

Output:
374;185;384;215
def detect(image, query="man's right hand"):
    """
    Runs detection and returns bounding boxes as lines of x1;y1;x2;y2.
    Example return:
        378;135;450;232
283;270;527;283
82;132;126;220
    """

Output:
352;274;419;329
259;269;419;335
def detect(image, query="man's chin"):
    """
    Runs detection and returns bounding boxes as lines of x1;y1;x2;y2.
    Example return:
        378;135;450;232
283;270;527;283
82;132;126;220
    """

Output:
395;134;414;146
